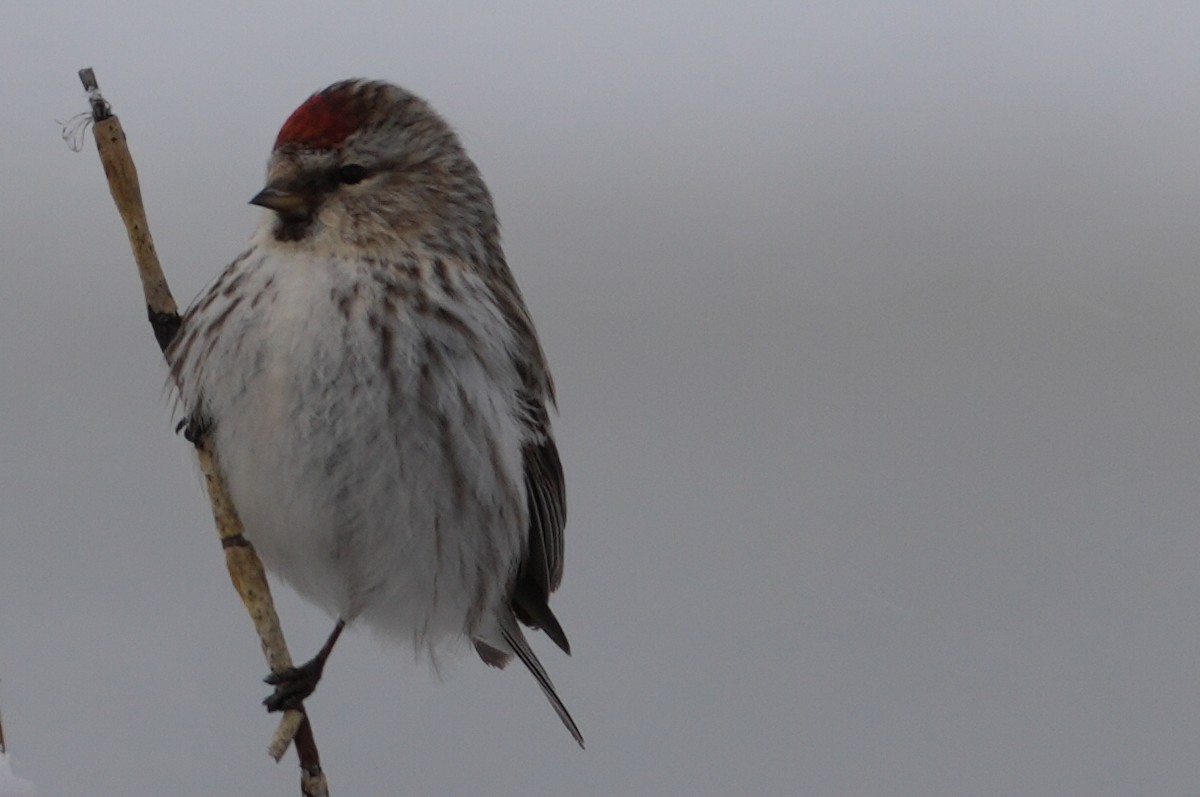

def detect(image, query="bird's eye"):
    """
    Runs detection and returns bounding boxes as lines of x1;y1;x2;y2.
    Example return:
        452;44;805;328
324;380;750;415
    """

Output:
335;164;368;185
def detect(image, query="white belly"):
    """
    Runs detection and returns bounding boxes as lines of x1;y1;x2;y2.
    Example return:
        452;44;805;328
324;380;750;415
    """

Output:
184;245;527;651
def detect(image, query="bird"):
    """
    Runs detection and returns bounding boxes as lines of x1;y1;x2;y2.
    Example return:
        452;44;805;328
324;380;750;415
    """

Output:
166;78;581;746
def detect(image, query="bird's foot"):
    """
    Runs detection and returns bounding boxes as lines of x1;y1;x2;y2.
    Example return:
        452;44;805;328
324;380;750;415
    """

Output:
263;656;326;713
178;413;212;446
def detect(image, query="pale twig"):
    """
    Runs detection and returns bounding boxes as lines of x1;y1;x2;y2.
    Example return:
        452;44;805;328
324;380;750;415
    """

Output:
73;67;328;797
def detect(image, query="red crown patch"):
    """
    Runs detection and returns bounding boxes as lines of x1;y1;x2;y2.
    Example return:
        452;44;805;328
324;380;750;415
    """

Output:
274;87;366;150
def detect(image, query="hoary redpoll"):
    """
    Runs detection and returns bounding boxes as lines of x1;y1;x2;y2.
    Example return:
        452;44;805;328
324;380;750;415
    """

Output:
167;79;581;746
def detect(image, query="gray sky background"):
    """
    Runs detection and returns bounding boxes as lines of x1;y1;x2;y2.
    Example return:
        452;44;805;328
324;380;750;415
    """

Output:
2;2;1200;795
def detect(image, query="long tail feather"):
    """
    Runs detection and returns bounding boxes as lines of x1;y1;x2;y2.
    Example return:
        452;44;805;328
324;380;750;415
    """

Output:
499;611;584;748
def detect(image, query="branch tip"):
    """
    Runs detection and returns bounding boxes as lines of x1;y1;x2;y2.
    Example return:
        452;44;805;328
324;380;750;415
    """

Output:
77;67;112;121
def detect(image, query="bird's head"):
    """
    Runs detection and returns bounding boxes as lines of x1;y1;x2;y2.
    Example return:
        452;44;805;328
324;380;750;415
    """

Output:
253;79;496;254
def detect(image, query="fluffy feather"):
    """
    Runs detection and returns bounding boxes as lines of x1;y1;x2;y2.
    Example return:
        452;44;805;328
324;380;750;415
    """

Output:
167;79;579;745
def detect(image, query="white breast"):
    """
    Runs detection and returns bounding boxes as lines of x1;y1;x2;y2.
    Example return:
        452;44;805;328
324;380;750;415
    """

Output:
175;237;528;653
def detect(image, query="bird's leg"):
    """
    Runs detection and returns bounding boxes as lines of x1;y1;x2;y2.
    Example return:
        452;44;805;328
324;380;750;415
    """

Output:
263;619;346;712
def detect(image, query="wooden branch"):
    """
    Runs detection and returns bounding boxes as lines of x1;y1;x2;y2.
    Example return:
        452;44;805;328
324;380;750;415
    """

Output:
75;68;328;797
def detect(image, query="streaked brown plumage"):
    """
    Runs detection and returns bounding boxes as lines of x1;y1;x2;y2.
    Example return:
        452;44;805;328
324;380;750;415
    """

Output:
167;79;581;746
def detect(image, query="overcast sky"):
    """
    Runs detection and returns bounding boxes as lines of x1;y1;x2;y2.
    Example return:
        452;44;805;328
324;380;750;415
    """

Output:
3;2;1200;795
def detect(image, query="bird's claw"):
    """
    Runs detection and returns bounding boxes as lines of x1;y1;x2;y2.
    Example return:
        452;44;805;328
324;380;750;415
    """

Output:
180;413;212;446
263;657;325;713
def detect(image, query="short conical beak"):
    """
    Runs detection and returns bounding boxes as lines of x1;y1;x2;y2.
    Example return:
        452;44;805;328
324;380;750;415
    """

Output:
249;184;312;217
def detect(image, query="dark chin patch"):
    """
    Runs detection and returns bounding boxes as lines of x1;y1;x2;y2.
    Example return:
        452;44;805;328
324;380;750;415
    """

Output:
273;214;317;242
